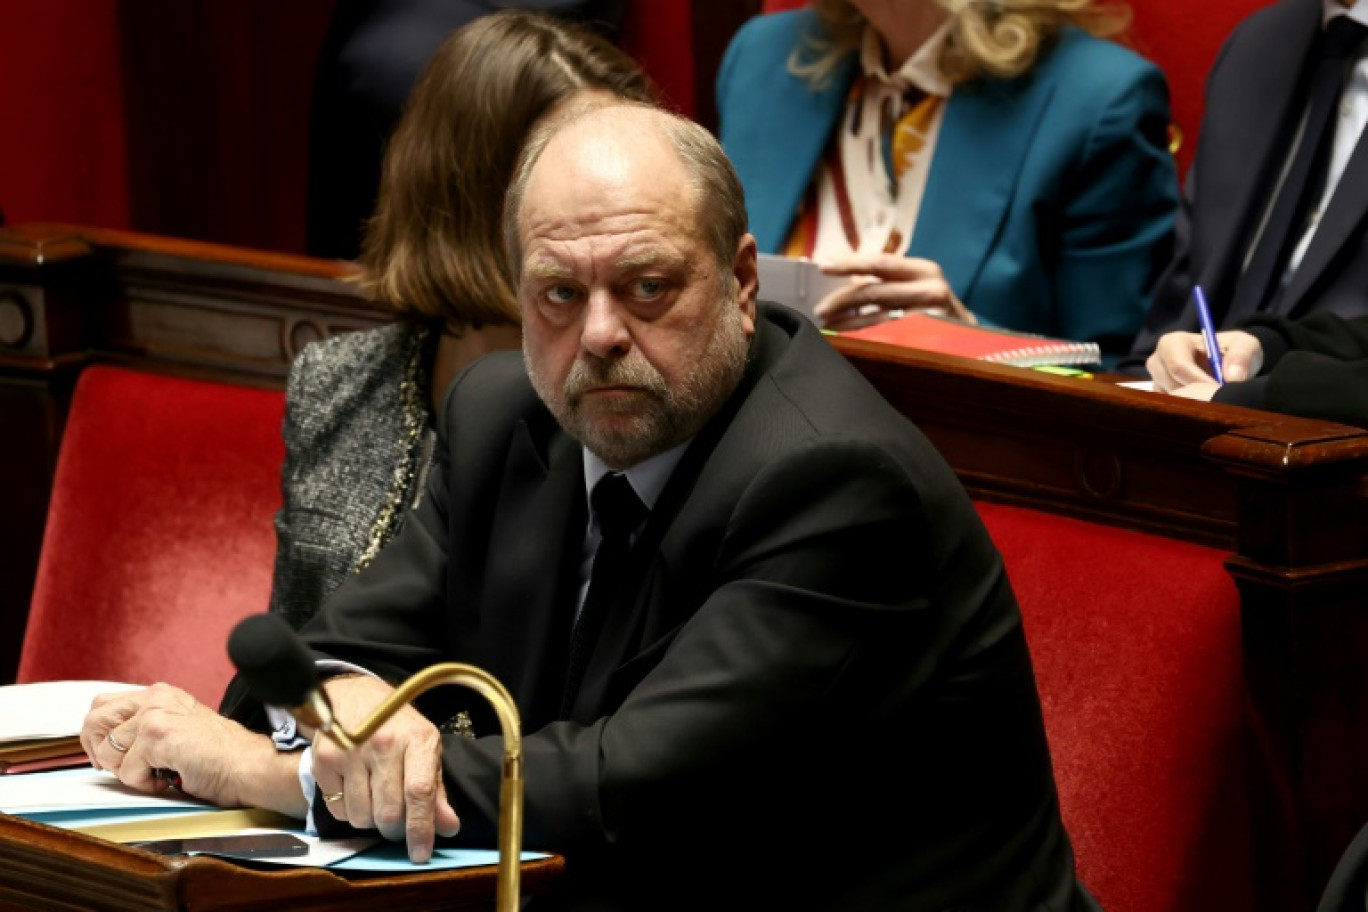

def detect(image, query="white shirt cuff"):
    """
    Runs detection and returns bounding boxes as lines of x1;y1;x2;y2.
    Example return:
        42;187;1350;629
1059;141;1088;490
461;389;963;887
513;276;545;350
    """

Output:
297;746;319;835
268;659;379;832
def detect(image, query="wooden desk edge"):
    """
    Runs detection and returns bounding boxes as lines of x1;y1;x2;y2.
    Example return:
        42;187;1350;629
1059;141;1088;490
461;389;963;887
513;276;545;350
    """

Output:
0;811;564;911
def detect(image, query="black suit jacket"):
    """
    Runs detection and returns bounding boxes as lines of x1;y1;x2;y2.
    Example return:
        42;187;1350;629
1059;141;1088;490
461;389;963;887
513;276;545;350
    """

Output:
1125;0;1368;369
235;306;1092;911
1213;310;1368;427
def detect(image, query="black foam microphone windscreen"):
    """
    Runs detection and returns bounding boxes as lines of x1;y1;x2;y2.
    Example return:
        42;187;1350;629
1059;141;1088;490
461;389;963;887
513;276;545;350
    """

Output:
227;613;319;707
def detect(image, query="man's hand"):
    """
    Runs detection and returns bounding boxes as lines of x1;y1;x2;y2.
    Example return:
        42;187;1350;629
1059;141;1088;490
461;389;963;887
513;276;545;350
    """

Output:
813;255;975;331
78;683;305;816
311;675;460;863
1148;329;1264;392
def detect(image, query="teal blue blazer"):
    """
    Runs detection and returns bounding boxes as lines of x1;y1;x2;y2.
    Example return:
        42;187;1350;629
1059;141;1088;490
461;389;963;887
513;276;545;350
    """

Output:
717;9;1178;359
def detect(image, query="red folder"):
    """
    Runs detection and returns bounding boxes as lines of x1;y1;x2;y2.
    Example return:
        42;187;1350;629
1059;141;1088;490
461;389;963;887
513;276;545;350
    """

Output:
841;312;1100;367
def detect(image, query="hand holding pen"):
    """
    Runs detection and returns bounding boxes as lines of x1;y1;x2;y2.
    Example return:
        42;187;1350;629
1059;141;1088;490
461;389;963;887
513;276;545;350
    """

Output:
1146;290;1266;395
1192;285;1225;384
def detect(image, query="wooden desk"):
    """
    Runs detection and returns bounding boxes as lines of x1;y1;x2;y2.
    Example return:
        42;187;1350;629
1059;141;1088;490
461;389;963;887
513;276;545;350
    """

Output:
0;813;563;911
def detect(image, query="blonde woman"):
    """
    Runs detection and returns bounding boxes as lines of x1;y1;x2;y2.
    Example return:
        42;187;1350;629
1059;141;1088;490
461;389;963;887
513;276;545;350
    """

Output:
717;0;1178;363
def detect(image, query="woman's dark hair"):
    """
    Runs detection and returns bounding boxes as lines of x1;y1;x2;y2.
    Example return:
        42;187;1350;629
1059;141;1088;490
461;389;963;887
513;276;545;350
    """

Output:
356;10;657;327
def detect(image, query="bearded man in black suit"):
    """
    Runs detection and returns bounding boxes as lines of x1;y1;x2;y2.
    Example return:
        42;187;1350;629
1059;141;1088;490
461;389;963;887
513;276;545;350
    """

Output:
81;101;1095;911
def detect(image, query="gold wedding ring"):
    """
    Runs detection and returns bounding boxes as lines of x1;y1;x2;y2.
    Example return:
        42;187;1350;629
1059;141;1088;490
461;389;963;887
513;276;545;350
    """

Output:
322;791;345;803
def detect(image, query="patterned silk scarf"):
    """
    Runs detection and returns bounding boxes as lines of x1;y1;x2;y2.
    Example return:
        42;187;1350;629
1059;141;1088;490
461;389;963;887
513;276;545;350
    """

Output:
785;22;953;260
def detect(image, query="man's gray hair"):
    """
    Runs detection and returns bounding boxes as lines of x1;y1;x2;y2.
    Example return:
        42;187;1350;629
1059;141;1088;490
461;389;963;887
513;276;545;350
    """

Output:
502;100;749;280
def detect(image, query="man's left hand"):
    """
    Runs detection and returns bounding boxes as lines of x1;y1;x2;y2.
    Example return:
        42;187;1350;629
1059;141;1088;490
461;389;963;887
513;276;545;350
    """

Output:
310;674;461;863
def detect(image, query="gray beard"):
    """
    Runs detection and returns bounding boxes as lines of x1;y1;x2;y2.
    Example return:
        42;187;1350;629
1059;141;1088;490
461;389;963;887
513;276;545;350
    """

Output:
526;300;751;470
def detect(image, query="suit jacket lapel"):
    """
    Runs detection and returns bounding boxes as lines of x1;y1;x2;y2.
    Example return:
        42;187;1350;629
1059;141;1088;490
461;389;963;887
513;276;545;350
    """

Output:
483;421;585;729
912;78;1050;299
1197;0;1319;317
568;318;789;717
1280;127;1368;314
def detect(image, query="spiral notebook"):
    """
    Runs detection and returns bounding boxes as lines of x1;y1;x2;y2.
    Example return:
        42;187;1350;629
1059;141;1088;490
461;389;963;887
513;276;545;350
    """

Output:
840;312;1101;368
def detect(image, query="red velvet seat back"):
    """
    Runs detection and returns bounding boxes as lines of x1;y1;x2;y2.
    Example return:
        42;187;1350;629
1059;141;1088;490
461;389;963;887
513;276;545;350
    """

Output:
18;365;284;706
975;501;1252;912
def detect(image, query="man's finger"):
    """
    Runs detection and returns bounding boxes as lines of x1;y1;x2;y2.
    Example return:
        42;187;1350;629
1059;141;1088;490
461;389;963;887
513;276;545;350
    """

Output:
435;784;461;839
401;743;443;862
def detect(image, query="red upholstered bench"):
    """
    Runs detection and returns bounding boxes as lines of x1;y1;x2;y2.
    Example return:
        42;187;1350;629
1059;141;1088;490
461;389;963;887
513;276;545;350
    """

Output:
975;501;1252;912
17;365;284;706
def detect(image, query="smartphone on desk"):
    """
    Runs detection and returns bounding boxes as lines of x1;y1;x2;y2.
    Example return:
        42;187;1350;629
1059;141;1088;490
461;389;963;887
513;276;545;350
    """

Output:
133;833;309;859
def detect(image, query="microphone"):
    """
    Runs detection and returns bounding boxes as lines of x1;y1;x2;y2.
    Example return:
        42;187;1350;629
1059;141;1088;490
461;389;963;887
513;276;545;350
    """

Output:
227;613;320;706
227;612;352;746
226;613;526;911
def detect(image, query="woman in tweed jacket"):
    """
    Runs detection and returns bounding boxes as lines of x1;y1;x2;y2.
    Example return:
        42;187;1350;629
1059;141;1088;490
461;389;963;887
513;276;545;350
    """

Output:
268;11;657;630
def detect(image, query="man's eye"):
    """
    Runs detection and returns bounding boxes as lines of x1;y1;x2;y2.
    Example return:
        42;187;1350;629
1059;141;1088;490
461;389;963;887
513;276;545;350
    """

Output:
633;278;666;299
545;284;579;305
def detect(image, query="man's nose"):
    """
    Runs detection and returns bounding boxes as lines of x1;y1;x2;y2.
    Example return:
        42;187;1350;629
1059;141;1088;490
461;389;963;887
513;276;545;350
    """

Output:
580;290;631;359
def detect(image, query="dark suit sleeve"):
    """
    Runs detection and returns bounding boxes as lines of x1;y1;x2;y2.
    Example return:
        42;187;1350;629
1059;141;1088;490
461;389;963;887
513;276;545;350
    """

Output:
1213;312;1368;426
442;439;1027;863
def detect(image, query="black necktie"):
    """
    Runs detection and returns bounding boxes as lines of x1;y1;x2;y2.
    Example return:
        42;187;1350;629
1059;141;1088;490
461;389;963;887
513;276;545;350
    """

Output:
561;473;647;716
1226;16;1368;323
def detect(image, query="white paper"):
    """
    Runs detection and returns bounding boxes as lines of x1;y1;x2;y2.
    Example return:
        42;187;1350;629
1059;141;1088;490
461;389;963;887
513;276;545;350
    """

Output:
0;680;143;742
1117;380;1155;391
0;767;211;813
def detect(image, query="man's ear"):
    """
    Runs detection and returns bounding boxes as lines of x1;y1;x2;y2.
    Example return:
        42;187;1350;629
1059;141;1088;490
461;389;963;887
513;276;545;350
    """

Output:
733;233;759;334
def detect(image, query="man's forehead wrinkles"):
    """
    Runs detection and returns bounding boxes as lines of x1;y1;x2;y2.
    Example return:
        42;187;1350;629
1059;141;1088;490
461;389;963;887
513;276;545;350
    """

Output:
526;208;667;240
527;224;681;257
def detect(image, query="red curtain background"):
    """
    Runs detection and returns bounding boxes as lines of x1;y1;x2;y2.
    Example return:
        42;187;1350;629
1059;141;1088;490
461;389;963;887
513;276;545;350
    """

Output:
0;0;132;232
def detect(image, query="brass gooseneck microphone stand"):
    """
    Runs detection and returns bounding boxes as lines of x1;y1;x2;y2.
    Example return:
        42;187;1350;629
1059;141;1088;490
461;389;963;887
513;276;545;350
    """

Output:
229;615;524;912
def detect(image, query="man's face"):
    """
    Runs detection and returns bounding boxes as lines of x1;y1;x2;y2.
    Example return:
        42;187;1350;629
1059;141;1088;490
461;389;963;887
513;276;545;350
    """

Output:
517;117;758;469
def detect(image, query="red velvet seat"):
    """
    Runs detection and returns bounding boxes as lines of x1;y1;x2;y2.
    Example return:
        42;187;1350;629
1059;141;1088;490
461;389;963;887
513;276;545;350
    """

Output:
17;365;284;706
975;501;1252;912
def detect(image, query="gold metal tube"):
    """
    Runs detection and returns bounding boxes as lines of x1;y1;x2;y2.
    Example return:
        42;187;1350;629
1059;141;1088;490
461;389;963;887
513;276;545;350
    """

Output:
310;664;523;912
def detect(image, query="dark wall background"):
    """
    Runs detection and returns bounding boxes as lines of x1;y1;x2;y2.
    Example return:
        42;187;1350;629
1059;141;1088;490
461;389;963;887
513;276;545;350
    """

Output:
0;0;759;255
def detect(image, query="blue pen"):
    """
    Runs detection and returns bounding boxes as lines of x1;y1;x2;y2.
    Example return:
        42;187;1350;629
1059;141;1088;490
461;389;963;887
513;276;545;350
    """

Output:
1192;285;1224;385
